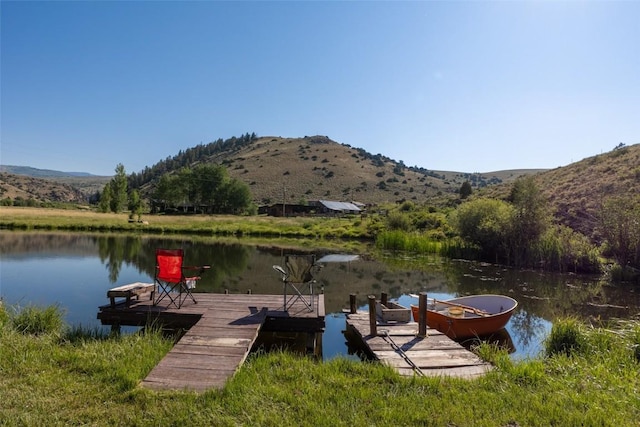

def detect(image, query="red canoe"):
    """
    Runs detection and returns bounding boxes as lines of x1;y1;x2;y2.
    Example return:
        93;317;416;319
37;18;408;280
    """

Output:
411;294;518;340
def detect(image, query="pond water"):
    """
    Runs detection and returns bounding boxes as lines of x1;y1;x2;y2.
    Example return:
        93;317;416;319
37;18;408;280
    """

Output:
2;231;639;360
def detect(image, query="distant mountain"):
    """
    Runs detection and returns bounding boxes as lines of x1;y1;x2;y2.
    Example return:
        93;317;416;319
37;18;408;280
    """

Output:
0;165;98;178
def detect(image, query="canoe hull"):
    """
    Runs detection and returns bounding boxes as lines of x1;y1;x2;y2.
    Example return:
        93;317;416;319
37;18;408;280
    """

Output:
411;294;518;340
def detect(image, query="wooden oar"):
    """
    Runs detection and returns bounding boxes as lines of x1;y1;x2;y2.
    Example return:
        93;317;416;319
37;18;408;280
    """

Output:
409;294;490;317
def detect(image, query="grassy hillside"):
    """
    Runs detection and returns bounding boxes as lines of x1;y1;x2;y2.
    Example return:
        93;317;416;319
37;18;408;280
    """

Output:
168;135;534;206
481;143;640;242
0;135;543;206
0;173;89;204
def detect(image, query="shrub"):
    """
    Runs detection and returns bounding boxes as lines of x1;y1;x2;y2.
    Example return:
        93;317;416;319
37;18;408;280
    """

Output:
12;305;65;336
386;212;412;231
545;317;586;357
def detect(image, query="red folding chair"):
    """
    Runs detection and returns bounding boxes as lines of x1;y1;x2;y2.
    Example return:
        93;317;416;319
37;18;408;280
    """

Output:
153;248;210;308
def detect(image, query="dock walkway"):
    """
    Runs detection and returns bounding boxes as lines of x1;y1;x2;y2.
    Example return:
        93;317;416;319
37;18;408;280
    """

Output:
345;312;491;379
98;293;325;392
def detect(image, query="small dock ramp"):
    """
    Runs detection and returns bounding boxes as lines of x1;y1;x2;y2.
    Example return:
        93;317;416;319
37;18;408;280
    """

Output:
346;312;491;379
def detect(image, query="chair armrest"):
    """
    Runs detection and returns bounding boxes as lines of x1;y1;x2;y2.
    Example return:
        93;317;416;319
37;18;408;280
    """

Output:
272;265;288;280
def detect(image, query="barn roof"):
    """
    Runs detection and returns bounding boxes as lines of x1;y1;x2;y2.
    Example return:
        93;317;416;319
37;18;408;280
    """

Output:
318;200;361;212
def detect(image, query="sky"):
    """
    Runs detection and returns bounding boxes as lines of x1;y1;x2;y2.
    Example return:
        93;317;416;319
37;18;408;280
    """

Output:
1;1;639;176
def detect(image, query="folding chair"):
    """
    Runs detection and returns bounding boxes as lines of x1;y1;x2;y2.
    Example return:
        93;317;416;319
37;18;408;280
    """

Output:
273;254;317;312
153;248;210;309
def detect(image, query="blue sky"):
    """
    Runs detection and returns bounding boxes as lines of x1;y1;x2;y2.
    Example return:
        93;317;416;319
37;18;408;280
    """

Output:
2;1;638;176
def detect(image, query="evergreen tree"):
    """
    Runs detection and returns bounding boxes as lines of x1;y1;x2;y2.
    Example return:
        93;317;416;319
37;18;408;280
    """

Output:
110;164;128;213
128;189;143;221
98;185;112;213
459;181;472;199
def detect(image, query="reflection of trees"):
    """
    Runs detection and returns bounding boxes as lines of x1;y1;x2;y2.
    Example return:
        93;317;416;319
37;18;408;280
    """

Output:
508;309;545;348
123;237;252;292
96;235;145;283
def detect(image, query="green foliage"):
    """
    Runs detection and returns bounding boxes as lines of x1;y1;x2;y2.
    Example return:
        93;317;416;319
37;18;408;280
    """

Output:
453;198;513;259
98;184;111;213
451;178;598;272
152;163;253;215
459;180;472;199
11;305;65;336
545;317;586;357
0;302;8;328
534;225;601;273
506;176;549;267
385;211;412;231
110;163;128;213
599;195;640;271
127;189;143;220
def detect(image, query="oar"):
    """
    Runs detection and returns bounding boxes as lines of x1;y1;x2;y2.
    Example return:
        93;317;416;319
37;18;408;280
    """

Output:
409;294;490;317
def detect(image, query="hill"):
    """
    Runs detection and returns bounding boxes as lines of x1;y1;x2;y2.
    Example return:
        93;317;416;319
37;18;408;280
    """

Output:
136;135;535;206
0;135;540;206
0;172;88;204
481;143;640;242
0;165;97;178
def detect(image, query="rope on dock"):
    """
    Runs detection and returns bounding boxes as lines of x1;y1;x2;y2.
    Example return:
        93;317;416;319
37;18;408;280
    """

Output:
379;330;425;377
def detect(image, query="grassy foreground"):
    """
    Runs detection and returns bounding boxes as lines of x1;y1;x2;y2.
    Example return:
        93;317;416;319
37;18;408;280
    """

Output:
1;305;639;426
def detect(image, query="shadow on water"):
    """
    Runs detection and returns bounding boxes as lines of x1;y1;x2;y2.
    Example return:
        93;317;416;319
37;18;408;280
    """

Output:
2;231;639;360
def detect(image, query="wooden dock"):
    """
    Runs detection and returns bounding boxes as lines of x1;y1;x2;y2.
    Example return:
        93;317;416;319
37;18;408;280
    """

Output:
98;292;325;392
345;312;491;379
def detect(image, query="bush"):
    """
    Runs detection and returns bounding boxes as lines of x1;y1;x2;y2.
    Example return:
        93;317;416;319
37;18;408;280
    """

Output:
386;211;412;232
545;318;586;357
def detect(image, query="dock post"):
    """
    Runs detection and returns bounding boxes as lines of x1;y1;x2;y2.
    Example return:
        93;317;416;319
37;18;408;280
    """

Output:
418;292;427;337
349;294;357;314
368;295;377;336
381;292;388;306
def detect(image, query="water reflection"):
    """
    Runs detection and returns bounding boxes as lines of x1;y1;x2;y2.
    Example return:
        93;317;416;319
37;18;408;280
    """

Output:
1;231;639;361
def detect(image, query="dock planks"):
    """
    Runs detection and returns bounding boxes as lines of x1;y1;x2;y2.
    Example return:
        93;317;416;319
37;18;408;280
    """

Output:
346;313;491;379
98;293;325;392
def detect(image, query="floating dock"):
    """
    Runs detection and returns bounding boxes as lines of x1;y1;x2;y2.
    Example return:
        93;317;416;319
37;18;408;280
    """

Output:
98;292;325;392
345;312;492;379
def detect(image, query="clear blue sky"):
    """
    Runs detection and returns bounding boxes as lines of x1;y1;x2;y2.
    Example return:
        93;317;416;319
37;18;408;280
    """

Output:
2;1;638;176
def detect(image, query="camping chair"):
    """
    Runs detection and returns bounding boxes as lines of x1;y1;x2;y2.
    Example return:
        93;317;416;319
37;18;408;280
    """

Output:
273;254;317;312
153;248;210;309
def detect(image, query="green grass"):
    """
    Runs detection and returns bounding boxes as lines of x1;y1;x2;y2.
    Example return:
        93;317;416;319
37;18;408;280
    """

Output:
0;206;373;240
1;304;639;426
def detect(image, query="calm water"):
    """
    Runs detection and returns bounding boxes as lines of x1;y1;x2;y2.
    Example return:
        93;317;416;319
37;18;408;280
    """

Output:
2;231;639;360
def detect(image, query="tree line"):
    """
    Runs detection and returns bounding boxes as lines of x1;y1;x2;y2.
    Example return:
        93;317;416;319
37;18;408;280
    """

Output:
98;162;254;217
127;133;257;189
150;163;253;215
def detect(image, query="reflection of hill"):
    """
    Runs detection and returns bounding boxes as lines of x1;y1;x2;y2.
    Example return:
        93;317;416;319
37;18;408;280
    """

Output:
0;231;99;257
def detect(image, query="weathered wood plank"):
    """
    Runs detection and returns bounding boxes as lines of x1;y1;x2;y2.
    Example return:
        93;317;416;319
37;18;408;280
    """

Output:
346;311;491;379
98;292;325;392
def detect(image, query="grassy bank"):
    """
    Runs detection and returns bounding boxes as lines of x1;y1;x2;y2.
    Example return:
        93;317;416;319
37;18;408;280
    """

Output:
1;304;639;426
0;206;372;240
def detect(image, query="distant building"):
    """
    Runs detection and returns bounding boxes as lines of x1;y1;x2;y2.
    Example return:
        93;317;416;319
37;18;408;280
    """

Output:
260;200;362;217
311;200;362;216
